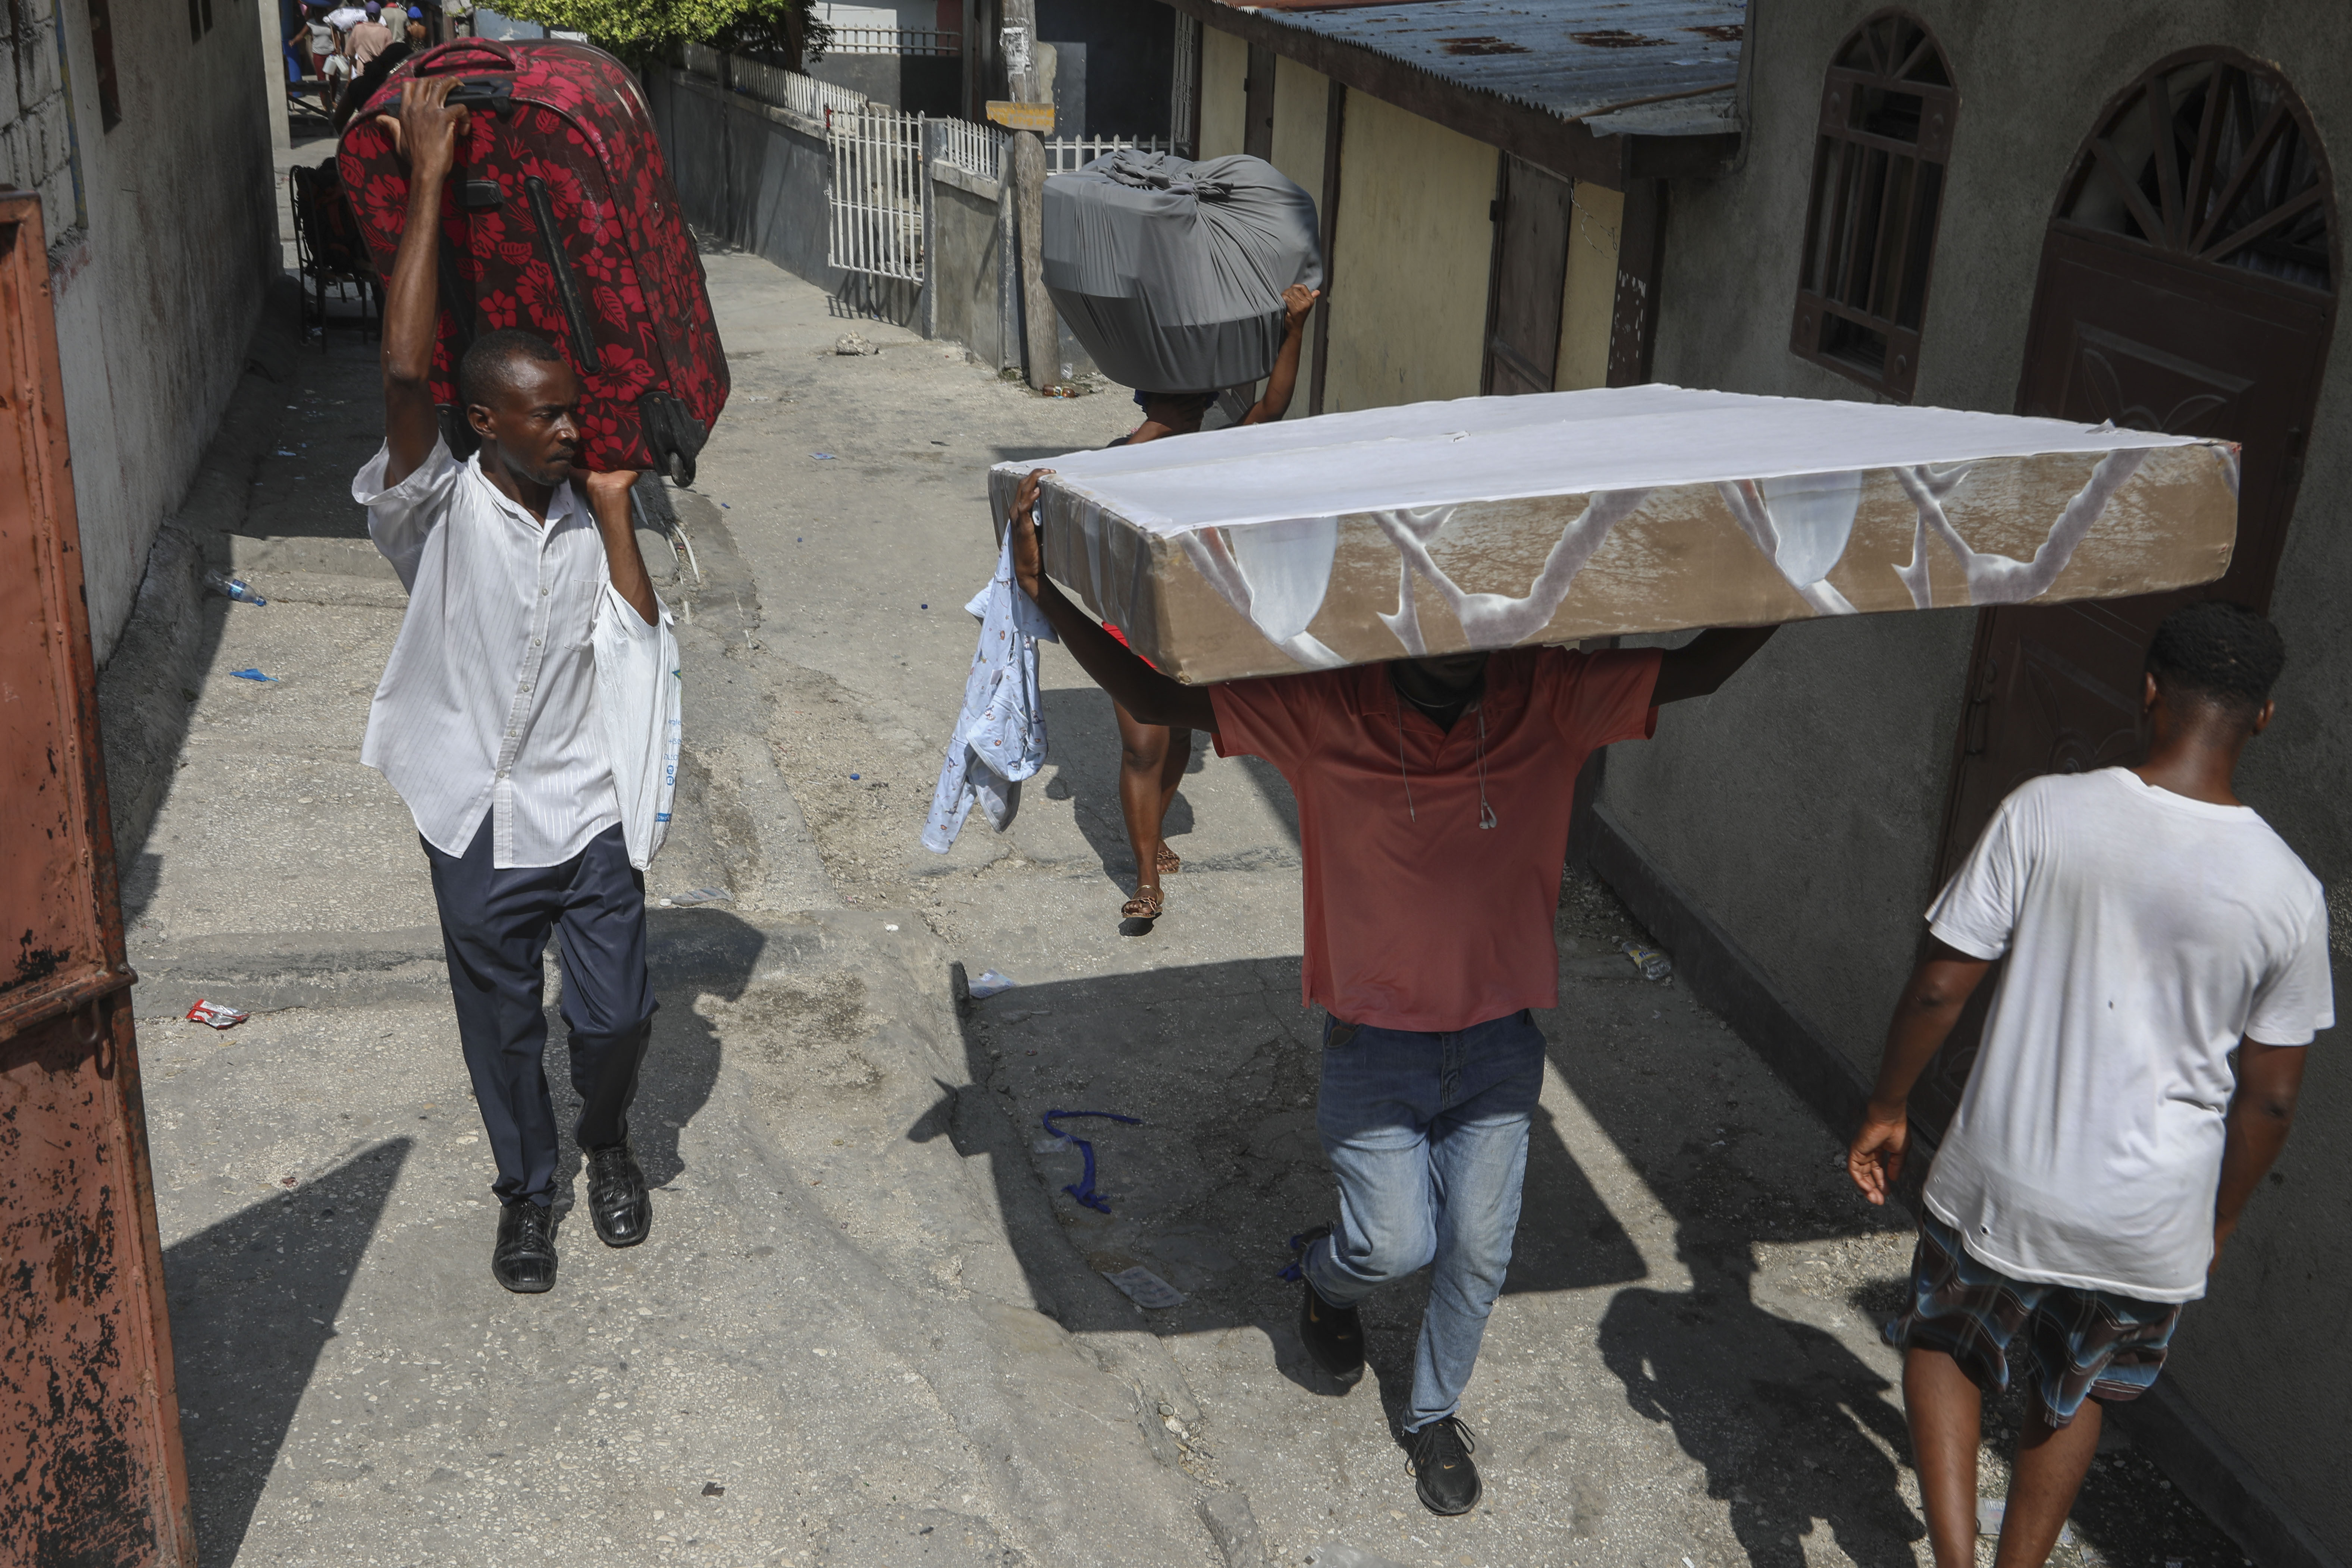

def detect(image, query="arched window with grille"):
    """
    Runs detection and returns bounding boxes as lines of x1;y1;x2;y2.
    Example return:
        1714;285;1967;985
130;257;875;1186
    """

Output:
1789;11;1957;401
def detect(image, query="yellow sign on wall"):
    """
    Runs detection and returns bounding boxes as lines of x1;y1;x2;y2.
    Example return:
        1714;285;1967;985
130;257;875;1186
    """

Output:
985;100;1056;132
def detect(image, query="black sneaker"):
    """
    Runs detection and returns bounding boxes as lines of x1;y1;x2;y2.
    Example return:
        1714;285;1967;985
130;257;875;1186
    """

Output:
492;1201;557;1293
1289;1226;1365;1382
1408;1415;1481;1515
1298;1278;1365;1380
585;1141;652;1248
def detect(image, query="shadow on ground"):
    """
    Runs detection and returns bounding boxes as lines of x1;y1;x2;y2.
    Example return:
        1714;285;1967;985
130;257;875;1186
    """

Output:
925;855;2272;1568
547;907;772;1197
934;953;1650;1440
165;1139;411;1563
1035;687;1299;881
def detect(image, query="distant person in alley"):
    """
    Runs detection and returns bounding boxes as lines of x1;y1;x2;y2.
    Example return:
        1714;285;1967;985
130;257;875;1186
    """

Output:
355;76;666;1294
1004;467;1776;1515
347;0;395;68
1097;282;1318;927
1848;602;2330;1568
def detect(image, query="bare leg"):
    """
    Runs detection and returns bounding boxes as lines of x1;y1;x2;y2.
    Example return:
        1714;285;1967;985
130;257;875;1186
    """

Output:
1114;700;1171;904
1906;1347;1984;1568
1993;1392;2100;1568
1156;727;1192;863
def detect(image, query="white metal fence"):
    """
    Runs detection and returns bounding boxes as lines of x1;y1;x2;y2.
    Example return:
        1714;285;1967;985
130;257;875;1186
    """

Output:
680;45;871;121
935;117;1006;184
733;54;869;119
1043;135;1171;174
825;25;959;55
829;109;926;282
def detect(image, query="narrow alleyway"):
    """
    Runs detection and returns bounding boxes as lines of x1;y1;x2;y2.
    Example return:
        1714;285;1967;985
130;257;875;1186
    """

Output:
112;176;2258;1565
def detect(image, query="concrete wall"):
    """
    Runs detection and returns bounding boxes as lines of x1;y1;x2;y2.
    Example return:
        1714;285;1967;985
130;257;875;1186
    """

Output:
1197;23;1244;160
928;169;1006;369
1321;91;1493;413
1266;55;1325;200
1620;1;2352;1556
647;67;854;300
39;0;275;661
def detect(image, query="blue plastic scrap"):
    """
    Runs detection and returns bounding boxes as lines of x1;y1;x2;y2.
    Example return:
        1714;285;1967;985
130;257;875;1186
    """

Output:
230;668;279;682
1042;1108;1142;1214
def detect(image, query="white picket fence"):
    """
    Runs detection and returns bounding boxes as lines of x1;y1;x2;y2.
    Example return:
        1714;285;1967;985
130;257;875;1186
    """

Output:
1043;134;1170;174
681;44;871;122
825;25;959;56
734;54;869;120
829;109;926;282
677;48;1182;286
936;117;1005;184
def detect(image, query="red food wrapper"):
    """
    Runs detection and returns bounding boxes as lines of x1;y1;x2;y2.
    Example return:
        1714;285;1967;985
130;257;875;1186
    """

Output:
186;998;250;1030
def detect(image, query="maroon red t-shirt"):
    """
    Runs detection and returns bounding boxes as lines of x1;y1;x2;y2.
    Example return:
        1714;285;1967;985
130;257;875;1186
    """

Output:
1211;647;1660;1032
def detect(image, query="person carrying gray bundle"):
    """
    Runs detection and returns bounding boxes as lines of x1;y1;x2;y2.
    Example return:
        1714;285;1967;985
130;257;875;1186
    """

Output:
1044;149;1324;397
1100;280;1318;924
1044;149;1325;924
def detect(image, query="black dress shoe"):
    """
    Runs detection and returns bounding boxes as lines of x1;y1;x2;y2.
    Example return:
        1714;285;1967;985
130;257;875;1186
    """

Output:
585;1141;652;1248
1408;1415;1482;1515
492;1201;557;1293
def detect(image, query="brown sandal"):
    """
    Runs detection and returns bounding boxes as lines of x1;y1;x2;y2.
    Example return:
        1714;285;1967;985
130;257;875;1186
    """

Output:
1156;846;1182;875
1122;885;1164;921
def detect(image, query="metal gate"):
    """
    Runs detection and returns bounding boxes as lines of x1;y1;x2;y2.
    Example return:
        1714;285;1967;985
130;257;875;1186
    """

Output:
828;108;926;282
0;195;195;1562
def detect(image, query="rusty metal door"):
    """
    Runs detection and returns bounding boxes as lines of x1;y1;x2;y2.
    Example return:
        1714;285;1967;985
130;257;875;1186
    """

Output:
1481;154;1574;396
1916;52;2337;1134
0;194;196;1565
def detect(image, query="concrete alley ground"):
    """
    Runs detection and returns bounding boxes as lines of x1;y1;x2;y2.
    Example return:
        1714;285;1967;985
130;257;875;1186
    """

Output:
106;167;2261;1565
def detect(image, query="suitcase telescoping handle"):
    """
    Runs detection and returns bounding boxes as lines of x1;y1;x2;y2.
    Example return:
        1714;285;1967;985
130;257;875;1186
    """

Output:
445;78;515;116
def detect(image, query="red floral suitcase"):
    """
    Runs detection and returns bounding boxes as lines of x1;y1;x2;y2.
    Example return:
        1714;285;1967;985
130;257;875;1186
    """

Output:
338;38;726;484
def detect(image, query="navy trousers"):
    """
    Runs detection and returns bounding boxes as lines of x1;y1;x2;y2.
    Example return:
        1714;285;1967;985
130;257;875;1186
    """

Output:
423;819;657;1208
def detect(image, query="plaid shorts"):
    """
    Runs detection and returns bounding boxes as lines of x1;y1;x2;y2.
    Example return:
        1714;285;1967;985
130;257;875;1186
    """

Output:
1882;1212;2183;1427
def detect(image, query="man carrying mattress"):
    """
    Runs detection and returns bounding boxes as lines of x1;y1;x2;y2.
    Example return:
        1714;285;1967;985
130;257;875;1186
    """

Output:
1006;468;1777;1515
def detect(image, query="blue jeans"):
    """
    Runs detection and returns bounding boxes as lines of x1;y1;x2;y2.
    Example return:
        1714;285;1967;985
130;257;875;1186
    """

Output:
1302;1009;1547;1431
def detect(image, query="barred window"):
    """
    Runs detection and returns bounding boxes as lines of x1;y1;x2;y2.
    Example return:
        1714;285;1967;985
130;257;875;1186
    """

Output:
1789;11;1957;401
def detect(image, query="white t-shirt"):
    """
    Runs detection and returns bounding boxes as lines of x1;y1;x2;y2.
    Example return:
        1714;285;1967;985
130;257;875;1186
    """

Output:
1923;768;2331;1302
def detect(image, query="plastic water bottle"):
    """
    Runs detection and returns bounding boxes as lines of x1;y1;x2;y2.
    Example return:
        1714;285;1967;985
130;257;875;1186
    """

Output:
204;572;267;606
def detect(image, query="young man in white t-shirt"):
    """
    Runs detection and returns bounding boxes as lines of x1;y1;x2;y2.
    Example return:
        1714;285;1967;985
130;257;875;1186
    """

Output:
1848;601;2330;1568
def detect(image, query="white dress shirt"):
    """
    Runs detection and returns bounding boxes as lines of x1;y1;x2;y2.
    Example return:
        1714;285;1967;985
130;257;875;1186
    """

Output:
355;437;644;869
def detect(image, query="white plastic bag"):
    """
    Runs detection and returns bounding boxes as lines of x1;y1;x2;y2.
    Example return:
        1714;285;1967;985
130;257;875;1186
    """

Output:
591;581;681;870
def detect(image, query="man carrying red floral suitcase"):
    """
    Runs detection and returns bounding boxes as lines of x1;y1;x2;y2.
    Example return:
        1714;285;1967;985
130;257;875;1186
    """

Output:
357;76;667;1293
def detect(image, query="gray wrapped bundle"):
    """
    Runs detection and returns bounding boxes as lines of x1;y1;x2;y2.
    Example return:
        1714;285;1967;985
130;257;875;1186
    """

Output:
1043;151;1323;395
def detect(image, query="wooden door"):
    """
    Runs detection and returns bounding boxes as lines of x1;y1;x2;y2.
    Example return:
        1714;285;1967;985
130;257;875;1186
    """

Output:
1482;155;1575;396
1916;51;2337;1134
1244;43;1276;161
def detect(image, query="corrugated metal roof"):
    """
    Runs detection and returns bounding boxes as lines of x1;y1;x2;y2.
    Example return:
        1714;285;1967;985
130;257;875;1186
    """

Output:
1238;0;1744;135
